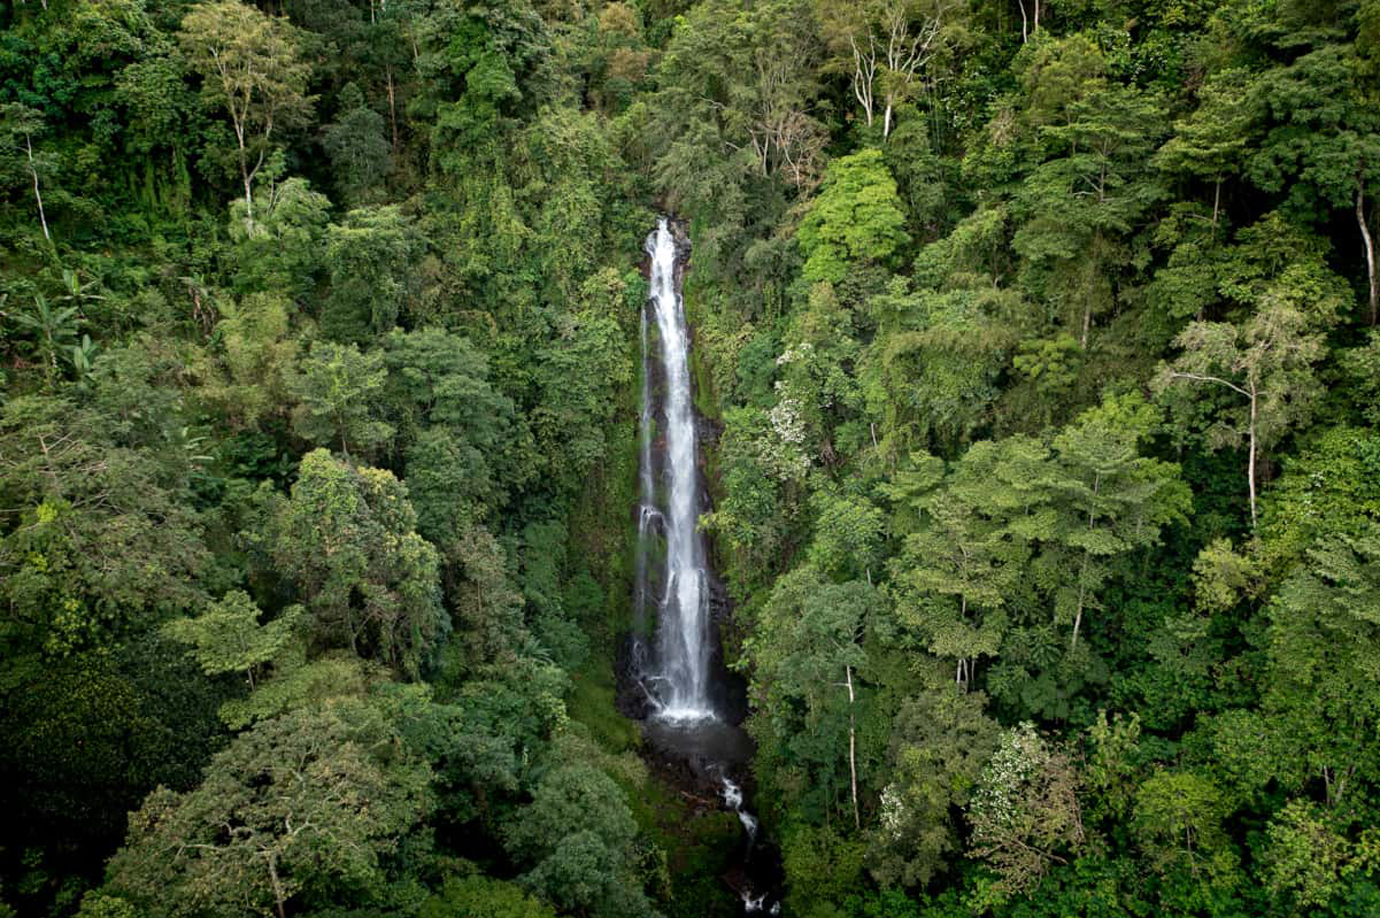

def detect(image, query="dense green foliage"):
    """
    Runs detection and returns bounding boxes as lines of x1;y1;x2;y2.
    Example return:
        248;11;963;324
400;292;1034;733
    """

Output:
3;1;1380;917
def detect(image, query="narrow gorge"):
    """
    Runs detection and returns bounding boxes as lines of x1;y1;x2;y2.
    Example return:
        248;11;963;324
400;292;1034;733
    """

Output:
630;218;778;914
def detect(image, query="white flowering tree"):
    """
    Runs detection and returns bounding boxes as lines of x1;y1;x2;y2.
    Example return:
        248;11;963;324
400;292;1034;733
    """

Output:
866;682;999;887
967;723;1085;896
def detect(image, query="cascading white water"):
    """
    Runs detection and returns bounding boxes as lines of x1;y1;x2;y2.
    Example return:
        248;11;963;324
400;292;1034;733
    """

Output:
721;776;759;844
636;219;777;916
634;218;778;911
640;217;713;721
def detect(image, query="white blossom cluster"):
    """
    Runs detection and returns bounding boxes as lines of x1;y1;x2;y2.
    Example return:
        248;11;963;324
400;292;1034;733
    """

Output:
769;385;808;446
757;382;811;480
775;341;813;366
879;783;907;841
970;722;1042;834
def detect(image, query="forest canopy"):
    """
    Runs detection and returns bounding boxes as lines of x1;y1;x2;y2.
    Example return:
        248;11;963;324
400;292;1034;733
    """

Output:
2;1;1380;917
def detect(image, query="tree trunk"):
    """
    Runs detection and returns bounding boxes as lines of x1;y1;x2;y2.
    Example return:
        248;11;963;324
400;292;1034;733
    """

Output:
1072;473;1099;649
235;136;262;233
1017;0;1028;42
883;102;894;139
1357;185;1377;325
242;171;255;227
1247;382;1258;530
386;68;401;155
25;134;49;241
266;853;288;918
849;35;875;128
1212;177;1222;235
1071;573;1085;649
844;664;860;831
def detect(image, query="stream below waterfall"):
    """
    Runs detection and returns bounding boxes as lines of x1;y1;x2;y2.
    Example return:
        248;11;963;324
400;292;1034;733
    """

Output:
628;218;780;914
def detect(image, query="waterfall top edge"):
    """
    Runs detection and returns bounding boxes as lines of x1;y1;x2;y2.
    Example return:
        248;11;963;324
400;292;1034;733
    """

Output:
644;215;690;258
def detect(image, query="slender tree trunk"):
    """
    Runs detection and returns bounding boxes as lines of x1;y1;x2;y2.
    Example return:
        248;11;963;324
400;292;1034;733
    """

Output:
883;101;894;139
1212;177;1222;235
231;94;254;229
386;68;400;155
1357;185;1377;325
1072;565;1086;649
1247;383;1258;530
25;134;49;241
844;664;860;831
266;853;288;918
242;171;255;226
1072;473;1099;649
1018;0;1028;42
235;137;264;233
849;36;875;128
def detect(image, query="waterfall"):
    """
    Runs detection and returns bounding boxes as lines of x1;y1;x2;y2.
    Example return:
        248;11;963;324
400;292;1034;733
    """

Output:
639;218;713;721
635;218;778;915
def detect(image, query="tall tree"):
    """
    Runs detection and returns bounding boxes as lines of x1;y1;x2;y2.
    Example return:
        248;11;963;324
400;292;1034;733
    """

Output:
504;762;656;918
1154;293;1327;528
1248;45;1380;325
259;449;446;678
162;591;304;691
867;682;999;887
1044;394;1190;648
798;150;910;284
815;0;957;138
103;701;432;918
1265;522;1380;808
1153;68;1256;233
179;0;312;231
0;397;209;658
289;342;395;462
320;83;391;207
748;565;881;830
322;205;419;343
888;445;1028;689
1132;770;1236;883
1013;72;1167;349
0;103;54;240
967;723;1085;896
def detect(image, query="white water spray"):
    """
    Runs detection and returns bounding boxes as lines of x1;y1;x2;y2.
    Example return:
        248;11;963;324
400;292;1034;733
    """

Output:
721;776;759;844
640;218;713;720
